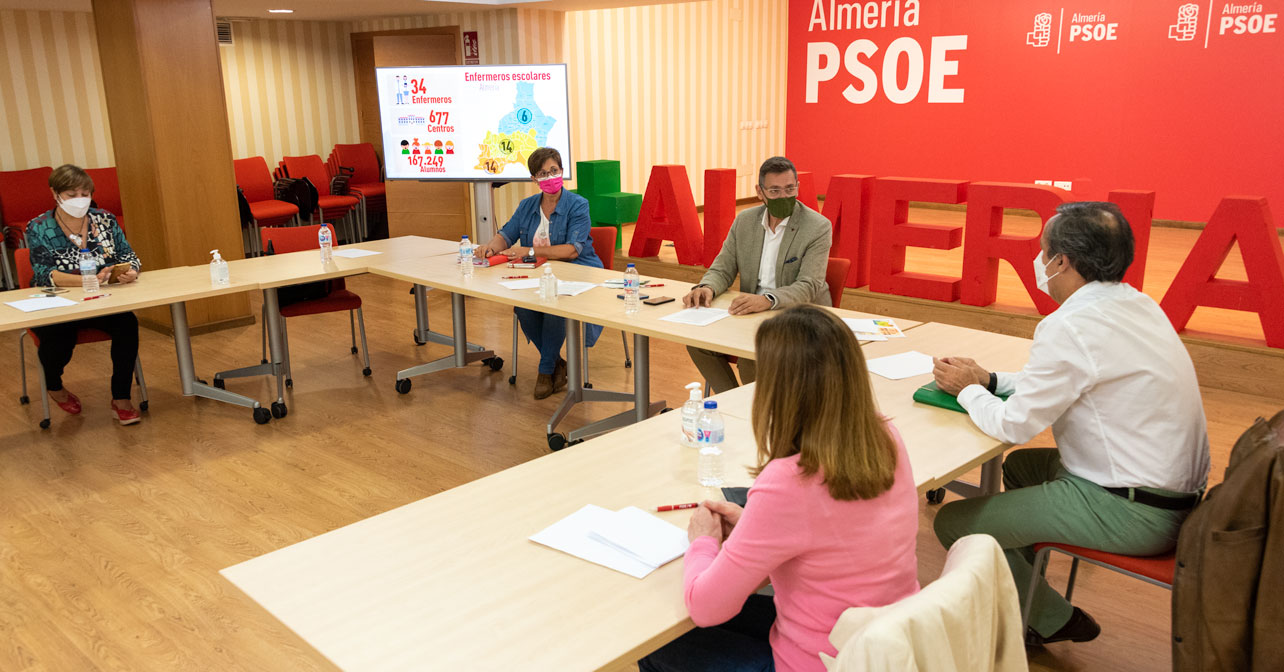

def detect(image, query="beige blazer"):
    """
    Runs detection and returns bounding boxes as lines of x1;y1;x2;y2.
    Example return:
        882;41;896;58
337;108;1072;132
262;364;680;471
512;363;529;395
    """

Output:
821;534;1028;672
697;201;833;308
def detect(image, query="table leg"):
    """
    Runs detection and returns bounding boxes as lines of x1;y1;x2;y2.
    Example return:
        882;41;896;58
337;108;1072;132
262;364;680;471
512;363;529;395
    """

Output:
170;302;269;423
396;292;497;386
412;283;488;352
211;289;288;420
548;321;664;444
941;454;1006;499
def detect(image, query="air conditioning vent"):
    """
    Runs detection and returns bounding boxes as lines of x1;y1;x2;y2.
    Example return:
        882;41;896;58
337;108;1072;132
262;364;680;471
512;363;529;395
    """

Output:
216;20;233;45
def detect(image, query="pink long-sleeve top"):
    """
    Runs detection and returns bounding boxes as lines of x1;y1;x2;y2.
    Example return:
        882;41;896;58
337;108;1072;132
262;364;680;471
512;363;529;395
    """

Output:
683;423;920;672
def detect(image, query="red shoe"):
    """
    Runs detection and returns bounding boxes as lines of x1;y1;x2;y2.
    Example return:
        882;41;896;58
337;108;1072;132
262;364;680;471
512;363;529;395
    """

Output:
52;390;81;415
110;402;141;426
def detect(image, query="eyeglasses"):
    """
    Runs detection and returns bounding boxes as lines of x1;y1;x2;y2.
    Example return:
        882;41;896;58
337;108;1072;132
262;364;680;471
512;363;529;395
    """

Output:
762;184;798;198
534;169;562;180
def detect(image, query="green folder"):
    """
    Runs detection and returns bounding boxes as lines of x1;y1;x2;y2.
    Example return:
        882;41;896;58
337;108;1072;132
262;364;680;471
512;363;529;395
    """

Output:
913;381;1009;414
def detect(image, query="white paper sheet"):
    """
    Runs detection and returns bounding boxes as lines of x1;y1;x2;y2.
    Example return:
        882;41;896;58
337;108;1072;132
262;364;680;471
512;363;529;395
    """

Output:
866;350;935;380
587;506;688;569
529;505;658;579
499;279;541;290
659;308;731;327
557;281;597;297
331;249;381;258
5;296;78;312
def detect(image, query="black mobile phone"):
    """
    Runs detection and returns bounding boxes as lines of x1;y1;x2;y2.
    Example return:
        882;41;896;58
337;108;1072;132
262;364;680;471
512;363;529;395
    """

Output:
643;296;675;306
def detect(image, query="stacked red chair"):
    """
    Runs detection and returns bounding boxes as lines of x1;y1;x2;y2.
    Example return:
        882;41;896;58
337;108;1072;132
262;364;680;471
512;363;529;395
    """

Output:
0;166;53;289
331;143;386;240
279;155;360;244
233;156;300;256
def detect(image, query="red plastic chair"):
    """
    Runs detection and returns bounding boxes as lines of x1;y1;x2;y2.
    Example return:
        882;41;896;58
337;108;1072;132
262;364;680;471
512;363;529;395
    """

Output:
332;143;386;239
279;155;360;244
826;257;850;308
13;248;149;428
1023;542;1176;636
258;224;370;386
0;166;53;289
233;157;300;256
84;167;124;231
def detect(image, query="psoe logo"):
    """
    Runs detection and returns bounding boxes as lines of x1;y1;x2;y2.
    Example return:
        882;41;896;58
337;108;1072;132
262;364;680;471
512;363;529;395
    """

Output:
1027;12;1053;47
1169;3;1200;41
397;115;425;126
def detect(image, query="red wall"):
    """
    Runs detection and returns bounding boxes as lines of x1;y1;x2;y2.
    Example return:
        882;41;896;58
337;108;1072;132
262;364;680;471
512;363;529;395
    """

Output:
785;0;1284;223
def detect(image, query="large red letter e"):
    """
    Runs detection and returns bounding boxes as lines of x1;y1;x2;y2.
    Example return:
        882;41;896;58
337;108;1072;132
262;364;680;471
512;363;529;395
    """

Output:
869;178;967;302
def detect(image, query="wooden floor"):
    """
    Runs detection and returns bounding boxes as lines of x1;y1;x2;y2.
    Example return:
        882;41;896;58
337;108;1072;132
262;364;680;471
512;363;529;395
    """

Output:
0;270;1279;670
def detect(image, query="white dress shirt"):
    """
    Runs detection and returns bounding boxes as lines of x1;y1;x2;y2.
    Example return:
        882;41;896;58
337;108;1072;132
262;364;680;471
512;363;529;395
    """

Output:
757;210;790;293
958;282;1210;493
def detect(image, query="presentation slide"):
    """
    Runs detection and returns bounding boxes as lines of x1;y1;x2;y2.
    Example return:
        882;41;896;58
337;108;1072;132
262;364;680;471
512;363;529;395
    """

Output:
376;64;572;182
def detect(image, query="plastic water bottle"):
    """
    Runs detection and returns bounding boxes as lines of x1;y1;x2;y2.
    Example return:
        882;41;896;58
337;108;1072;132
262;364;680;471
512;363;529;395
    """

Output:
696;400;725;486
459;235;474;277
318;225;333;263
624;263;640;315
681;382;703;447
209;249;230;286
79;249;99;294
539;264;557;302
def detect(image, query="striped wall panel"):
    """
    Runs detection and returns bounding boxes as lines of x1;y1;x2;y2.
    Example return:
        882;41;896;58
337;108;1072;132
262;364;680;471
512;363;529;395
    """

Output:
0;10;113;171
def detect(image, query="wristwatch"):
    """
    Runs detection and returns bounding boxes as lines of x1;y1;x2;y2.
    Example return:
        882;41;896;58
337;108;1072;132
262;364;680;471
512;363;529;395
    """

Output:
529;248;535;257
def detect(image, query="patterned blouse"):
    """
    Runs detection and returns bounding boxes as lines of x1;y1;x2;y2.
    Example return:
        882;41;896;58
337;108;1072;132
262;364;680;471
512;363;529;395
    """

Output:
27;208;141;287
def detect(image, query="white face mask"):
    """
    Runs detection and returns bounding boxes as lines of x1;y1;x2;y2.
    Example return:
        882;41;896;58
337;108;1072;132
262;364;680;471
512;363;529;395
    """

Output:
58;196;92;219
1033;252;1062;294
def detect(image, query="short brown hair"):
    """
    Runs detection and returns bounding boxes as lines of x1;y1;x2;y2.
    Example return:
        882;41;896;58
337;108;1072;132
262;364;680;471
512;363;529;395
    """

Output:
49;164;94;195
527;147;562;176
750;305;898;500
757;156;796;187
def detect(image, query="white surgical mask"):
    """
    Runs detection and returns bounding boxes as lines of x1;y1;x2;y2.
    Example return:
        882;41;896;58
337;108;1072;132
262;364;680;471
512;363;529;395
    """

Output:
58;196;92;219
1033;252;1062;294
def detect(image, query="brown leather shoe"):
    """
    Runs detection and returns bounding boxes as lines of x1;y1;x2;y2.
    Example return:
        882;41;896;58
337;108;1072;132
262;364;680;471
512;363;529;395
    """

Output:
534;373;555;400
552;357;568;392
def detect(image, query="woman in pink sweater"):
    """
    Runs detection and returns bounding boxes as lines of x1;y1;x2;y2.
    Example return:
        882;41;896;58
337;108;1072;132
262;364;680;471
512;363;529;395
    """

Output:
640;305;920;672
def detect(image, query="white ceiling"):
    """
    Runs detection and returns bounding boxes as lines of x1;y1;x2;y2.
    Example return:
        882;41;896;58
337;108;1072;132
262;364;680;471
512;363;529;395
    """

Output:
0;0;700;20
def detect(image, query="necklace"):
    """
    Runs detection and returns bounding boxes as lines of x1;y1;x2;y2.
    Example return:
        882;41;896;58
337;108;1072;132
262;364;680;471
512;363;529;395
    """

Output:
54;209;87;248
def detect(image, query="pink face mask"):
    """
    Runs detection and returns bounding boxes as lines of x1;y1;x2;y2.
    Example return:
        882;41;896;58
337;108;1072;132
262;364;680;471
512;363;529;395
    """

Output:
537;175;563;194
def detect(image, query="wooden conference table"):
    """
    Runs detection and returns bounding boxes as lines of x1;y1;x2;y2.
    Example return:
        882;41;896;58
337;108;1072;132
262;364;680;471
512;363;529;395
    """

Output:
220;322;1035;672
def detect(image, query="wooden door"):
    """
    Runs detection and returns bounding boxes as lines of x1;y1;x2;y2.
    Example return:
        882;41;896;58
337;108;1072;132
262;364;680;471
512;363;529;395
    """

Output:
352;28;470;241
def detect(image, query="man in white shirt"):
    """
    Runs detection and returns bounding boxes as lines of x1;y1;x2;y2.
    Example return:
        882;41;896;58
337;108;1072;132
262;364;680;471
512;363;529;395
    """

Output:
682;157;833;393
932;201;1209;646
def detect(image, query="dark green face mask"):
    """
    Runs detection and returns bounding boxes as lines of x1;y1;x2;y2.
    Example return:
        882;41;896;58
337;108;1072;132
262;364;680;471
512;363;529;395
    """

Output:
766;195;796;219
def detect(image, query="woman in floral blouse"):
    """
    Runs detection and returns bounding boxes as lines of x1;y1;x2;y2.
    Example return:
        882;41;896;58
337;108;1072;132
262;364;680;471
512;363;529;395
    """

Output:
27;164;143;425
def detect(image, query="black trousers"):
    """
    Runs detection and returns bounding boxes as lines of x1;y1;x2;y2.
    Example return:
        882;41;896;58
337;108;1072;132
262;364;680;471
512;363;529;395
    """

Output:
31;311;139;400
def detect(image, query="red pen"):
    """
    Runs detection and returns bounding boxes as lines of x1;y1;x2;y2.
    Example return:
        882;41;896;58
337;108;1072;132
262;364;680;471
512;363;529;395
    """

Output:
646;284;665;288
502;275;529;279
82;293;111;301
656;503;699;512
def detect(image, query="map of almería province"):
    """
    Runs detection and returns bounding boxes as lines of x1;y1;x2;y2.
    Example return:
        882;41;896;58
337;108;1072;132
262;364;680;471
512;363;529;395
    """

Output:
475;82;557;174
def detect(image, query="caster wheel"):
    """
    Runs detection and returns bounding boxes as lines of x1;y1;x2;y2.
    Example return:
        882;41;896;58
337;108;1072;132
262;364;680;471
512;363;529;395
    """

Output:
19;395;29;405
260;358;268;365
584;382;594;389
548;433;568;452
351;346;359;354
926;488;946;505
139;401;149;412
413;329;426;346
39;418;51;429
362;367;372;377
253;407;271;424
395;378;412;395
271;401;288;419
487;357;504;372
508;375;516;385
285;378;293;389
213;378;225;389
625;361;633;369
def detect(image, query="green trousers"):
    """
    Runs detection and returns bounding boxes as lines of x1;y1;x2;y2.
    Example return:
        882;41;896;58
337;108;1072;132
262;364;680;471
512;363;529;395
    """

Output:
933;448;1190;637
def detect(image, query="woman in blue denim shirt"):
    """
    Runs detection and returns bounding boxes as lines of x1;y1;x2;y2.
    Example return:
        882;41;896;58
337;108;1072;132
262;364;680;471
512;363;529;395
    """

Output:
476;147;603;399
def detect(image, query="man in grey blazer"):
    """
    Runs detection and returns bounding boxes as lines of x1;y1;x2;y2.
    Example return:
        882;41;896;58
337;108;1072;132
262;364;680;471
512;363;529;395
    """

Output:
682;156;833;393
